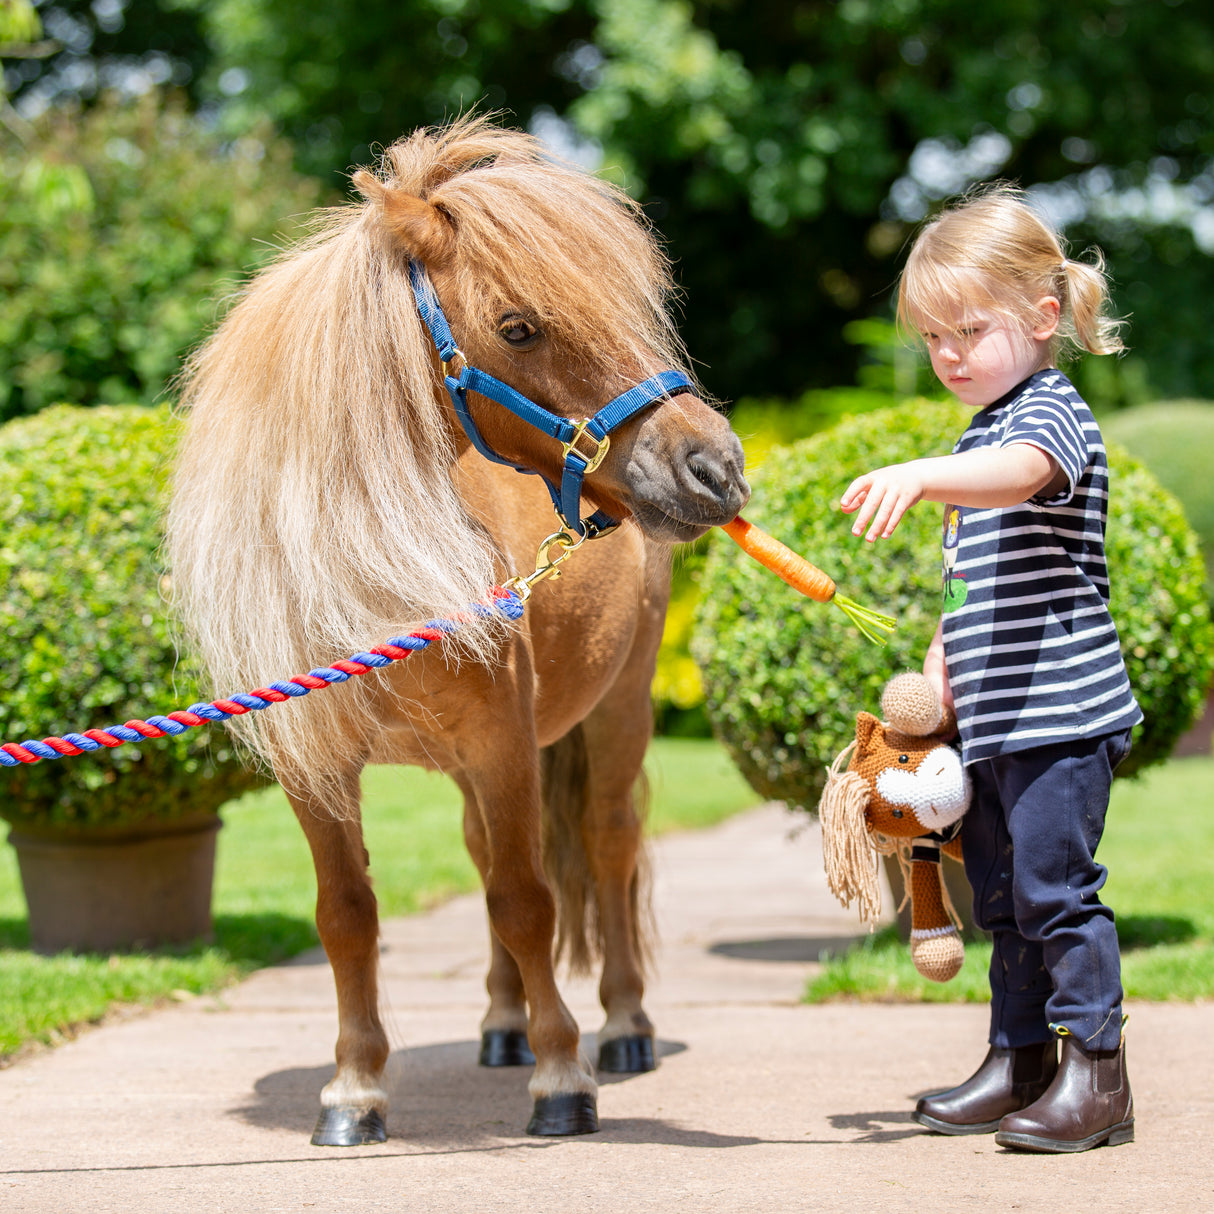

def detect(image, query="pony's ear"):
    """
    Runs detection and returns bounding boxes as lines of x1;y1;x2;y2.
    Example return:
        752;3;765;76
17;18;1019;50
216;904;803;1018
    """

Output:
352;170;456;266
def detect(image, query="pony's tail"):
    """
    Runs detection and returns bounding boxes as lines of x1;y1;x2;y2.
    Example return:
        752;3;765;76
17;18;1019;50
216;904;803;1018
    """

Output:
540;725;654;977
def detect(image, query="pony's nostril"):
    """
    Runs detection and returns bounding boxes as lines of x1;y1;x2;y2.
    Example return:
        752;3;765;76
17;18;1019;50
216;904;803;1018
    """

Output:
689;457;723;494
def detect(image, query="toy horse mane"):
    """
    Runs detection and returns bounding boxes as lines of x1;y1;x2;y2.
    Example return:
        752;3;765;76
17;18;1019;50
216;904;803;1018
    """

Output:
167;115;698;778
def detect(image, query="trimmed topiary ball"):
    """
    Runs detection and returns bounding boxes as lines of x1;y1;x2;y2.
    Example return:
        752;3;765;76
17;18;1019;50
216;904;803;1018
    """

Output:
692;400;1213;810
0;404;264;831
1103;400;1214;586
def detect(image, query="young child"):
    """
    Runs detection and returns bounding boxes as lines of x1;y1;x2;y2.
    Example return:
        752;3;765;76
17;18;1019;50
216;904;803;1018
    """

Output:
840;185;1141;1154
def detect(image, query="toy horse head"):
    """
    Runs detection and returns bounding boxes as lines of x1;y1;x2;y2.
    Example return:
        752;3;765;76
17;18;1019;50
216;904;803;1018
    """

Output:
851;672;970;842
819;673;972;982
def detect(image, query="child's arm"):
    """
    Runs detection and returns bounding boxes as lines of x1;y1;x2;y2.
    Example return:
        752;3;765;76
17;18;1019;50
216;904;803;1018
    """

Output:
840;444;1064;542
923;619;953;714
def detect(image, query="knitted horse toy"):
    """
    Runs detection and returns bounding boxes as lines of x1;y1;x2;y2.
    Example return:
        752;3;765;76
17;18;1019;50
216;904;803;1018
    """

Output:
819;672;972;981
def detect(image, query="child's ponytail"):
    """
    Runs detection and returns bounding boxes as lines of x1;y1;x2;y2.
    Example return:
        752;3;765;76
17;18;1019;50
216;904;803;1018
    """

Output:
1060;253;1126;357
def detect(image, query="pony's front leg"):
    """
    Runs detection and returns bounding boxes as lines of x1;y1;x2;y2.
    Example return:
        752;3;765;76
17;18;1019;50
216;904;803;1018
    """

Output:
284;772;390;1147
473;762;598;1135
459;786;535;1067
579;711;656;1074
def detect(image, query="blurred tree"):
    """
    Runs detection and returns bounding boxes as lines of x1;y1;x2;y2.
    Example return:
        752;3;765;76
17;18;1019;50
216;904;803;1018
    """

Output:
0;91;325;421
570;0;1214;405
8;0;1214;405
2;0;206;110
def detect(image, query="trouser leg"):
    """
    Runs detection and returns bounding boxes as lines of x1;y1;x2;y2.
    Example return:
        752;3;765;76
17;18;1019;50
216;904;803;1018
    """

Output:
965;731;1131;1054
963;760;1051;1049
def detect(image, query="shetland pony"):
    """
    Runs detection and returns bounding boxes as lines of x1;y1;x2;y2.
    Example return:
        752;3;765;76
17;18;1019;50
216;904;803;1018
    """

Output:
167;116;749;1145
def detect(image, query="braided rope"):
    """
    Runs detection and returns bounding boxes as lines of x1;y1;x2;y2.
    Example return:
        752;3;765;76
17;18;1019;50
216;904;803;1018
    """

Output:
0;587;525;769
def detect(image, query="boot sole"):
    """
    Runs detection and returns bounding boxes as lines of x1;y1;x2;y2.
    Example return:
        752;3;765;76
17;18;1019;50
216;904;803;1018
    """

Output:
913;1110;1001;1135
995;1119;1135;1153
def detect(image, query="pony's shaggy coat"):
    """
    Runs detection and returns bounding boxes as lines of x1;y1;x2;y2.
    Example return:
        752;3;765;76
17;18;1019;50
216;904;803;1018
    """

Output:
166;116;749;1143
169;118;695;784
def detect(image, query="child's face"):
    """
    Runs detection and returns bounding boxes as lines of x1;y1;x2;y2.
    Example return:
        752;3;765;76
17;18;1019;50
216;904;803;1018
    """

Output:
918;303;1057;409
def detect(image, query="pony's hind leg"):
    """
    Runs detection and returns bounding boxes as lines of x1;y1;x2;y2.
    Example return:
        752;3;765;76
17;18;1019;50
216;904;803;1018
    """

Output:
283;767;390;1146
460;785;535;1068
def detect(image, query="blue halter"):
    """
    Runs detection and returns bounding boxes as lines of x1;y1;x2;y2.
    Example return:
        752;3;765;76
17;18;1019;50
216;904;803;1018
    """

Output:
409;260;692;538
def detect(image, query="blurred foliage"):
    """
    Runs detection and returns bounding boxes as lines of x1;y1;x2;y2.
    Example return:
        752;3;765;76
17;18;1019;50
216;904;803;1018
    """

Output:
10;1;1213;406
1103;400;1214;587
0;404;266;830
156;0;594;179
690;400;1213;811
571;0;1214;405
0;90;325;423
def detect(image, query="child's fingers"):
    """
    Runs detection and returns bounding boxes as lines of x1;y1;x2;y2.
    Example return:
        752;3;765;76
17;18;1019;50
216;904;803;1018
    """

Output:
838;476;870;513
863;493;910;542
848;491;883;538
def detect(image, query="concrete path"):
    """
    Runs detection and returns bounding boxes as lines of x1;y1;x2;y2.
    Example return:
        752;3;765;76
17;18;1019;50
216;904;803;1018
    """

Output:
1;803;1210;1212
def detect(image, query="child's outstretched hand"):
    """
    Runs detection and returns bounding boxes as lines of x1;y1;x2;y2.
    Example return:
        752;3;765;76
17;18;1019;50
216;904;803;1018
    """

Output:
840;463;926;542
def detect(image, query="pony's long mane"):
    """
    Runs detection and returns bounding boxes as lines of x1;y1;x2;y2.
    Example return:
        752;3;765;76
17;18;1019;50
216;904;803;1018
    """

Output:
167;115;691;781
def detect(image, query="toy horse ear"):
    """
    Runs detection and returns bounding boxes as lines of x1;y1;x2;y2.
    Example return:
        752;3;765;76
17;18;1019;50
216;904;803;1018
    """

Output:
352;170;456;266
855;711;882;754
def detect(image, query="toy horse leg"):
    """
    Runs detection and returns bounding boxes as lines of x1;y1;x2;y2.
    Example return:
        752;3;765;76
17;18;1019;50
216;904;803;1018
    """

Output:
460;785;534;1068
282;768;390;1146
910;850;965;983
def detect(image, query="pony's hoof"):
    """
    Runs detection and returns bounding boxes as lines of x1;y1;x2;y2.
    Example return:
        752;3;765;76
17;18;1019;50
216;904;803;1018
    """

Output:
311;1106;387;1147
479;1028;535;1067
526;1092;599;1136
598;1034;656;1073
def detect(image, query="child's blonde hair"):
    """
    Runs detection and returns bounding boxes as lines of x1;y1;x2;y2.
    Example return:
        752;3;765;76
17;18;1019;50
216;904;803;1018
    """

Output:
897;183;1125;362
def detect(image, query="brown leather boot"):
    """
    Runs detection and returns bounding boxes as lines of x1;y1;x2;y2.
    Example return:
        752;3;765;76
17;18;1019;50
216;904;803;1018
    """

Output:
995;1034;1134;1152
913;1041;1058;1135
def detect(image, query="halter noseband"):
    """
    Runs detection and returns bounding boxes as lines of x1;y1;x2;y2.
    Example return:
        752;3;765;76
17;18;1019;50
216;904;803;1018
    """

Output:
409;260;692;539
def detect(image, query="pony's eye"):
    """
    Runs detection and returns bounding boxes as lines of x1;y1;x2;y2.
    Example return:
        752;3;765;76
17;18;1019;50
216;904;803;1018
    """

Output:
497;314;539;348
899;754;909;764
891;808;904;818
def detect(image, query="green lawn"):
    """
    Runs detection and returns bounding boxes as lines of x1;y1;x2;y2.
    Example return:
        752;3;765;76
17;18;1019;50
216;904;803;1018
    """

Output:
805;754;1214;1003
0;737;756;1059
4;746;1212;1061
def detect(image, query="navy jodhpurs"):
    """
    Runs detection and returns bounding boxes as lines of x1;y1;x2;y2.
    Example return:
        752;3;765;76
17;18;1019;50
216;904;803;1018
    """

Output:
962;729;1133;1054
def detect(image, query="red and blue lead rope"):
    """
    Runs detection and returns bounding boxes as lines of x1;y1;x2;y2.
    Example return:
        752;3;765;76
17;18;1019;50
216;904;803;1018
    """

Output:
0;587;525;768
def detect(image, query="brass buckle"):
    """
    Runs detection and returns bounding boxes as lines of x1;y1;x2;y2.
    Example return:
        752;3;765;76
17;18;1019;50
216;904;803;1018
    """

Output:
561;419;610;474
441;348;467;378
502;528;587;602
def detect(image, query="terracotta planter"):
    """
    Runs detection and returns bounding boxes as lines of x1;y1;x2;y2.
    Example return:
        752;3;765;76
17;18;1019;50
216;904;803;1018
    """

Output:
8;813;222;955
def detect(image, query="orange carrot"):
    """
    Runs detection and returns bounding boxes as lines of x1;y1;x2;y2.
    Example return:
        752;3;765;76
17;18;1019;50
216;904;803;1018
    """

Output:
719;515;897;646
721;516;836;602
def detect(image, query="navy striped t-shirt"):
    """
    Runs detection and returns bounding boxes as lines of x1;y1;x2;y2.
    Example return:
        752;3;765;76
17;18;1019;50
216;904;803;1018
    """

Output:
940;369;1141;765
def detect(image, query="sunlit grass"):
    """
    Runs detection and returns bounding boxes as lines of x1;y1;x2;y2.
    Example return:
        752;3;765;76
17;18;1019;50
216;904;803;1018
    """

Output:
805;755;1214;1004
0;737;757;1059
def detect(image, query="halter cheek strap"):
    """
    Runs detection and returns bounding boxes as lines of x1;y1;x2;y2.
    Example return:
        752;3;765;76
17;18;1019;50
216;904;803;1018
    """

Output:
409;260;692;538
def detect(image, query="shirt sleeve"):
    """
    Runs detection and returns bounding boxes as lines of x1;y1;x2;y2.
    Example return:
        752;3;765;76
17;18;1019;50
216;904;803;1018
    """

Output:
999;392;1090;507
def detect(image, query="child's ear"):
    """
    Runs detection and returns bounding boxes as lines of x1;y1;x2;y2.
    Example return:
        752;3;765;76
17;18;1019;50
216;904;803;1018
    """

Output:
1033;295;1061;341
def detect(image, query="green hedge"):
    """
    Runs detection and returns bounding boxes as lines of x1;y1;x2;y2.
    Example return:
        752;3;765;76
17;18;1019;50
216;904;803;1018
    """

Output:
1103;401;1214;586
0;404;264;830
692;400;1214;810
0;91;325;423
